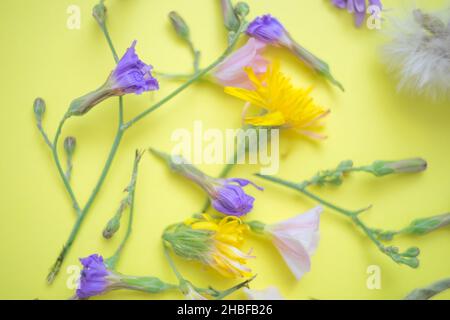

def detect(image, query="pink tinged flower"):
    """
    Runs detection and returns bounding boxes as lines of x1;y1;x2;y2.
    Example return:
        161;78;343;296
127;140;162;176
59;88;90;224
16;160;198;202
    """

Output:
266;206;323;280
214;38;269;89
244;286;284;300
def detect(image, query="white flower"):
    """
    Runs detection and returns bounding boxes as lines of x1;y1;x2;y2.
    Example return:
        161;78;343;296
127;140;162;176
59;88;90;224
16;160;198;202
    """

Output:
382;8;450;101
266;206;323;280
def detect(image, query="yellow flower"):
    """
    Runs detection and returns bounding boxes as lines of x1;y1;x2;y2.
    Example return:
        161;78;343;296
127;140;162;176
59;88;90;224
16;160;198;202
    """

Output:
224;62;330;139
188;214;253;278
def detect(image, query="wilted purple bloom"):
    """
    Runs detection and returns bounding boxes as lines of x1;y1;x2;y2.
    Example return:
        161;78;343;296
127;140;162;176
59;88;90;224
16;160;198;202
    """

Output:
245;15;344;91
210;178;264;217
76;254;117;299
74;253;173;299
68;41;159;116
150;149;263;217
246;15;289;45
331;0;383;27
109;40;159;95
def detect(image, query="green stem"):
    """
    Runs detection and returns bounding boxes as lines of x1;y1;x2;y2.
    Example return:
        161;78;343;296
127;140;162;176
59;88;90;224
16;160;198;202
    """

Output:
47;18;246;284
52;116;81;215
123;22;246;130
99;23;119;63
404;278;450;300
298;187;356;217
47;16;128;283
47;127;124;283
255;174;399;265
188;41;200;73
163;243;184;282
37;123;53;149
107;152;142;269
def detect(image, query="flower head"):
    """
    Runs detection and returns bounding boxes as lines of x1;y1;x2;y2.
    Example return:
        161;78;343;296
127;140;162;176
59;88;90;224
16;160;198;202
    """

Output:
246;15;344;90
150;149;263;217
210;178;264;217
265;206;322;280
382;8;450;101
225;63;330;139
214;38;269;89
220;0;240;31
331;0;383;27
164;215;253;278
75;254;170;299
68;41;158;117
33;97;46;123
76;254;119;299
246;15;289;45
109;40;159;95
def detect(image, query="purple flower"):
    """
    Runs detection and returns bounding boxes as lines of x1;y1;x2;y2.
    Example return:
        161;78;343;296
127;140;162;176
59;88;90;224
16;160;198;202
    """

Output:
150;149;263;217
331;0;383;27
246;15;344;91
68;41;159;116
210;178;264;217
74;254;173;299
76;254;117;299
109;40;159;95
246;15;289;45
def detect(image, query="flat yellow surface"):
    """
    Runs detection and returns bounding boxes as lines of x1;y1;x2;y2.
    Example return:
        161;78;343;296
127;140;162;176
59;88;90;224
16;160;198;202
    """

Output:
0;0;449;300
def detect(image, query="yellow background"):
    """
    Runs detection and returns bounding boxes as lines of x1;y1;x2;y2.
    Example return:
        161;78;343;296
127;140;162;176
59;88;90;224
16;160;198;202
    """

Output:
0;0;449;300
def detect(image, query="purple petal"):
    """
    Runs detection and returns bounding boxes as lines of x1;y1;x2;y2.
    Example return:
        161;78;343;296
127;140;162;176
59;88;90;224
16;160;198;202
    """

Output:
111;41;159;95
225;178;264;191
246;15;287;44
212;184;255;217
354;10;366;27
353;0;366;13
76;254;110;299
331;0;347;9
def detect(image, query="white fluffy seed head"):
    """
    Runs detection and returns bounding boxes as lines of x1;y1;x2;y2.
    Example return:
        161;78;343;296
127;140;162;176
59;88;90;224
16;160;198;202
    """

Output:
382;6;450;101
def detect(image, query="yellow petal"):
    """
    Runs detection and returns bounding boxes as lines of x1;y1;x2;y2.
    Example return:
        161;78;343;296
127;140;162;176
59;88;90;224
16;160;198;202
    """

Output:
191;221;218;231
245;111;286;127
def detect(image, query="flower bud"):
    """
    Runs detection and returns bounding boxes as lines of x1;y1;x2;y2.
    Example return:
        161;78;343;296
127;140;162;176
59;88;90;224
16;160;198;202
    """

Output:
400;257;419;268
64;136;77;157
33;97;46;123
402;213;450;236
234;2;250;18
92;1;107;26
168;11;190;41
103;214;121;239
368;158;427;176
402;247;420;258
163;224;212;261
221;0;240;31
